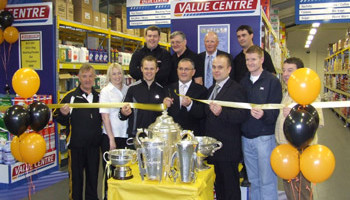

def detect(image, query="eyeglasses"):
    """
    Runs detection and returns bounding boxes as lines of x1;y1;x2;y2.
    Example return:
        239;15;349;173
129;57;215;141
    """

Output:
177;67;193;72
171;40;184;45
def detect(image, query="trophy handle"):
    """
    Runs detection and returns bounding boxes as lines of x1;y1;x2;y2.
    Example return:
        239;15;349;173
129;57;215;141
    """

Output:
102;151;109;163
136;128;149;146
126;137;134;145
211;141;223;156
137;148;146;181
180;130;194;141
169;151;178;183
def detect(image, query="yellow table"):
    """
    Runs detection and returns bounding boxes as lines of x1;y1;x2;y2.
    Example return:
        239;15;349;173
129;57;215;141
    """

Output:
108;164;215;200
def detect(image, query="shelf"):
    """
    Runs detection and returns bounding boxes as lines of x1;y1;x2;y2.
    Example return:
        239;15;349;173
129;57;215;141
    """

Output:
325;47;350;60
59;63;109;70
324;85;350;97
332;108;350;123
324;70;348;75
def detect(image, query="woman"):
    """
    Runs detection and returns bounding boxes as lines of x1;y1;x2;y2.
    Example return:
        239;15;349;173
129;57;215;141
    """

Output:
100;63;129;152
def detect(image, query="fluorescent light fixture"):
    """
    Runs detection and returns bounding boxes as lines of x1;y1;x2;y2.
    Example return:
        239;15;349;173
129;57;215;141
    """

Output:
309;28;317;35
306;40;311;45
307;35;314;41
312;23;320;27
305;44;310;48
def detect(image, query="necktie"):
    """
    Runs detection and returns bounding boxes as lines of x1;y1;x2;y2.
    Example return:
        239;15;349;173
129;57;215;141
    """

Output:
205;55;213;88
179;84;187;107
211;84;221;100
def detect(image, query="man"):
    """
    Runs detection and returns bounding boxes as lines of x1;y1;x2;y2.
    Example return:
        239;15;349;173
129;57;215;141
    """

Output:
129;25;171;86
168;31;200;84
240;45;282;200
163;58;207;136
120;55;167;137
275;57;324;200
205;54;248;200
54;64;102;200
232;25;276;83
195;31;233;88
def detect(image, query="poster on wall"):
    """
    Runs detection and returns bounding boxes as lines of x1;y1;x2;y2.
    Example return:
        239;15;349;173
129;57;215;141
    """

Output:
19;32;42;70
198;24;230;53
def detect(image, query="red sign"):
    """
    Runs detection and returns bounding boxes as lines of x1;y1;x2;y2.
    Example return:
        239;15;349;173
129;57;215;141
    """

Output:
174;0;257;14
7;5;50;20
12;154;56;177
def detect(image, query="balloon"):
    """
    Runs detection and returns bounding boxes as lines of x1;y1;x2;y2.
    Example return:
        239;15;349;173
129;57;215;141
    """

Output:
291;104;319;127
12;68;40;98
283;109;318;149
0;11;14;29
3;105;30;136
270;144;300;180
3;26;18;44
300;145;335;183
0;0;7;10
29;101;50;132
0;29;4;44
287;68;321;105
19;133;46;165
11;136;23;162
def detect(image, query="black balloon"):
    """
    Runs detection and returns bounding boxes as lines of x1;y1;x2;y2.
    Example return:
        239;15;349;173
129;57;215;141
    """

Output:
3;105;30;136
291;104;319;127
283;109;318;150
0;11;14;29
29;101;51;132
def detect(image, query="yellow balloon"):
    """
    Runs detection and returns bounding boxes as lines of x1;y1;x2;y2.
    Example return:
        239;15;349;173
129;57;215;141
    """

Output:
0;29;4;45
0;0;7;10
19;133;46;165
300;144;335;183
287;68;321;105
4;26;19;44
10;136;23;162
270;144;300;180
12;68;40;98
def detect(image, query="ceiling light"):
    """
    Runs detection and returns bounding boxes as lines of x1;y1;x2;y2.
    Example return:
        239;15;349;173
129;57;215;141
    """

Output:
305;44;310;48
312;23;320;27
306;40;311;45
309;28;317;35
307;35;314;41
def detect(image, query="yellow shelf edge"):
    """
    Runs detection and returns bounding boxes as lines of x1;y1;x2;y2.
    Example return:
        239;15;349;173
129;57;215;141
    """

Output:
325;47;350;60
59;63;109;70
324;85;350;97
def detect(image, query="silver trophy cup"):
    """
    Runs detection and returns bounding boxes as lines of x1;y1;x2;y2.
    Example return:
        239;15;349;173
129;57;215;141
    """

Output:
170;140;198;183
103;149;137;180
195;136;223;170
137;138;165;181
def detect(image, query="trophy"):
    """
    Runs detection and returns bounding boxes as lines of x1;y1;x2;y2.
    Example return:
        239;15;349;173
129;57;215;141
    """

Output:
103;149;137;180
195;136;223;170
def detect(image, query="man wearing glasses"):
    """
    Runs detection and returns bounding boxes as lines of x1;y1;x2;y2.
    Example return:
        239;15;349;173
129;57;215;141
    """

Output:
168;31;200;84
164;58;207;136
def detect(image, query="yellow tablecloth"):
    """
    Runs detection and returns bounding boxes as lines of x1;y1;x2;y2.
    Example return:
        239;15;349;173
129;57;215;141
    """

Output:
108;164;215;200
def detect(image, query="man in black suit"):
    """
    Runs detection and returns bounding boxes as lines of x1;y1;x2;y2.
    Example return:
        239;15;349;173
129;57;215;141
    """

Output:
194;31;233;88
205;54;248;200
163;58;207;136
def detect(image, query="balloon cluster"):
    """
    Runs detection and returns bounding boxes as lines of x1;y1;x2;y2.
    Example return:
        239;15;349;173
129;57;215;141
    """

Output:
4;101;50;164
271;68;335;184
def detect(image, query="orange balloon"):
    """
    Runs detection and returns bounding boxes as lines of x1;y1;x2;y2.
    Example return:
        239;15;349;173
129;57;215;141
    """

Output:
12;67;40;98
300;144;335;183
0;29;4;44
0;0;7;10
4;26;19;44
11;136;23;162
19;133;46;165
270;144;300;180
287;68;321;105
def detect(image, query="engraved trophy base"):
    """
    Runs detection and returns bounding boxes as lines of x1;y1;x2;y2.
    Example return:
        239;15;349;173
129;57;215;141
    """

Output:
113;166;133;180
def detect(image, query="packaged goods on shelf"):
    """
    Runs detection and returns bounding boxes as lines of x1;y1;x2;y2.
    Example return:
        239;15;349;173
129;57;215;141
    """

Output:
118;52;132;65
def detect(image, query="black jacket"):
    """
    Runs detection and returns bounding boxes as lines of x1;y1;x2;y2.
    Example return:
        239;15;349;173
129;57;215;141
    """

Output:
53;86;102;148
166;81;207;136
129;44;171;86
119;79;167;136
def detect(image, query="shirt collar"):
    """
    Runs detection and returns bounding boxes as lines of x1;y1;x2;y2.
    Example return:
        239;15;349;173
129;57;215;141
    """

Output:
216;76;229;88
206;50;218;58
179;80;192;88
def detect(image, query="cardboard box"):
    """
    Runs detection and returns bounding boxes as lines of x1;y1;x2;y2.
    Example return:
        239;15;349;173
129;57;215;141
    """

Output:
73;0;92;9
66;3;74;21
160;32;167;43
121;18;127;33
74;7;93;25
127;29;134;35
114;4;127;19
92;11;100;27
54;1;66;19
134;29;140;37
100;13;107;29
111;17;121;32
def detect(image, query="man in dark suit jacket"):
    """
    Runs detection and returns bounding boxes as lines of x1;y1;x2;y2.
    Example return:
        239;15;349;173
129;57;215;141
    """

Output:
194;31;233;88
205;54;248;200
163;58;207;136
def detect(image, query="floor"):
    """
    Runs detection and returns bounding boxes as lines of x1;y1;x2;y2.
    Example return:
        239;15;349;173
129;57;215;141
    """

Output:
18;109;350;200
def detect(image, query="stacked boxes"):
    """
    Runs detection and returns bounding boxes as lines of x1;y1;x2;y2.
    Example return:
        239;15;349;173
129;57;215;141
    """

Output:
73;0;93;25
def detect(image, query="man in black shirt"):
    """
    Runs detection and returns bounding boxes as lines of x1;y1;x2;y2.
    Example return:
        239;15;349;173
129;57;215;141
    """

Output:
168;31;200;84
232;25;276;83
129;26;171;86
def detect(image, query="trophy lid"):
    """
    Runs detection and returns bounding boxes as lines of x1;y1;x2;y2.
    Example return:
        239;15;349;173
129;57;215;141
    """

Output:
148;110;182;134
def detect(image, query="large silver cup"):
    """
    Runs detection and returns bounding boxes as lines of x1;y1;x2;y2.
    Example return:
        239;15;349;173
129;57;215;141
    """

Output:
195;136;223;170
170;140;198;183
103;149;136;180
137;138;165;181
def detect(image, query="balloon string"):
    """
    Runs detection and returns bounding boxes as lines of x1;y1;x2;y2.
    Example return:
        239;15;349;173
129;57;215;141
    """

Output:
289;179;297;200
26;163;32;200
7;43;11;72
2;42;8;82
298;173;302;200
